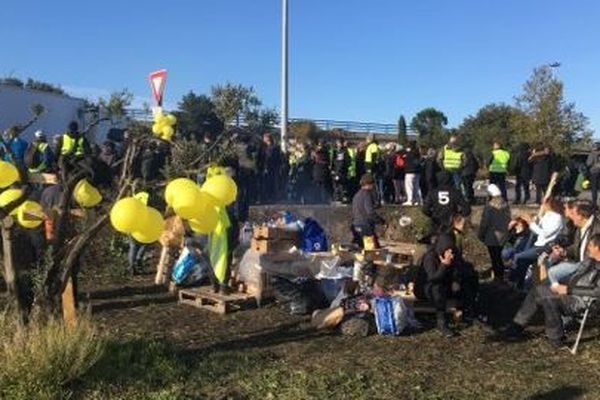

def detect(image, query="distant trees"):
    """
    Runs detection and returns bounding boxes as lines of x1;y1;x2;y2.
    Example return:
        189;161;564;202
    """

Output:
410;107;448;148
457;103;523;160
397;115;407;145
288;120;322;143
511;65;592;154
175;92;223;140
210;83;261;126
0;77;65;95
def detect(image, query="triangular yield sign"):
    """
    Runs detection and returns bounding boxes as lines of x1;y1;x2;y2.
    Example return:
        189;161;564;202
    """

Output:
148;69;167;106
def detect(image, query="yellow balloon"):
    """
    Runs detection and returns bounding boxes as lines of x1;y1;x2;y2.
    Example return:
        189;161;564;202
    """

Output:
157;115;169;126
582;180;590;190
0;160;19;188
201;174;238;206
162;125;174;138
110;197;146;234
74;179;102;208
17;201;43;229
166;114;177;125
206;165;225;179
152;123;162;135
188;206;218;234
172;186;202;220
132;207;165;244
0;188;23;208
161;130;174;142
165;178;198;207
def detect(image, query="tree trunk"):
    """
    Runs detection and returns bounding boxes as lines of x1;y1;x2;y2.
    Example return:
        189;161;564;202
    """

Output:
1;218;25;325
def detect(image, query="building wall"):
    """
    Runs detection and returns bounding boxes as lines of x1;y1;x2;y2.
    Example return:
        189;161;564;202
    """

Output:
0;84;86;141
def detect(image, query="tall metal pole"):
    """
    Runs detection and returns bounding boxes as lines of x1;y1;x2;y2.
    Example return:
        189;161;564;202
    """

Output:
280;0;289;153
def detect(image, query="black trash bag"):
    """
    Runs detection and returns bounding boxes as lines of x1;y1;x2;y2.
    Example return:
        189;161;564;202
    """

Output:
271;277;327;315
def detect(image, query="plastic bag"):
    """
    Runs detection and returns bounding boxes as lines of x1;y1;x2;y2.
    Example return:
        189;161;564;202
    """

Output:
172;248;199;285
372;296;409;335
301;218;328;253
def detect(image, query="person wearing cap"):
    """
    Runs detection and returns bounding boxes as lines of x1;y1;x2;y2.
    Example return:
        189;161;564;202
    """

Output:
25;130;55;174
351;173;385;248
57;121;90;161
478;184;511;280
488;141;511;201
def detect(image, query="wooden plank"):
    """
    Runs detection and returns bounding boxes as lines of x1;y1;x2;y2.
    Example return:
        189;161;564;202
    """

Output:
29;173;58;184
253;226;299;241
62;277;77;327
251;238;296;254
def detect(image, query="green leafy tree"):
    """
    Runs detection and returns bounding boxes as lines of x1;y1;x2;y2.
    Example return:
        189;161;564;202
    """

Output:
410;107;448;148
175;91;223;140
457;103;523;160
397;115;407;145
511;65;592;154
245;107;279;136
289;120;322;143
210;83;260;126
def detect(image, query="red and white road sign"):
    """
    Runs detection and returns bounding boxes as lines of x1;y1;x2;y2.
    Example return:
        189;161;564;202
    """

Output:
148;69;167;106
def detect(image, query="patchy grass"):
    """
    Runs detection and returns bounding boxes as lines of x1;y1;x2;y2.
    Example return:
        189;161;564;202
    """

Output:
0;314;103;400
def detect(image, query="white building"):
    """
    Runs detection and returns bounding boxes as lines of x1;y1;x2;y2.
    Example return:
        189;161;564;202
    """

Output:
0;83;126;144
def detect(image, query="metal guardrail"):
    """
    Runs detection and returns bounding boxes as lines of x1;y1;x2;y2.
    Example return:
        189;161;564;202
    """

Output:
125;108;415;135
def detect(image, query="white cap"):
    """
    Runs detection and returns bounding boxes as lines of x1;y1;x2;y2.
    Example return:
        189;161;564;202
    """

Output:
34;130;44;139
487;184;502;198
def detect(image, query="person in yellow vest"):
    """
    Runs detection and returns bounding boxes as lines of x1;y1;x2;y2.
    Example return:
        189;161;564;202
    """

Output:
58;121;91;162
438;135;464;189
346;142;358;197
364;134;379;174
488;141;511;201
25;130;55;174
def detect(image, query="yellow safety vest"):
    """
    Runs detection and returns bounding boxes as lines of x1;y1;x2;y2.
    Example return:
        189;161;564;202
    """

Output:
443;146;463;171
489;149;510;173
365;142;379;164
28;142;49;173
347;148;357;178
61;134;85;156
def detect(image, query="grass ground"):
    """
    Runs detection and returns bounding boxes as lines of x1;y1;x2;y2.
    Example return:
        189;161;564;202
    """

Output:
71;279;600;400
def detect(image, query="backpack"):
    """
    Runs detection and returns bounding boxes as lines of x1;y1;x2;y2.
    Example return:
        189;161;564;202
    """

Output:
301;218;328;252
394;153;406;169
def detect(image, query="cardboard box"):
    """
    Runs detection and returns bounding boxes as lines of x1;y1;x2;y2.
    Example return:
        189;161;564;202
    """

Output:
251;238;296;254
253;226;299;242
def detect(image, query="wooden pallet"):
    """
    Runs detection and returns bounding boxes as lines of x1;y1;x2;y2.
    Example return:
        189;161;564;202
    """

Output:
178;286;258;314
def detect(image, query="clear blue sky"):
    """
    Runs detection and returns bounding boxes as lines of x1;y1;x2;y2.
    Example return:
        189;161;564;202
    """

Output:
2;0;599;133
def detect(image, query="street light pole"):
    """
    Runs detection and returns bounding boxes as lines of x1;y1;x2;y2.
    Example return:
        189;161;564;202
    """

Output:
280;0;289;153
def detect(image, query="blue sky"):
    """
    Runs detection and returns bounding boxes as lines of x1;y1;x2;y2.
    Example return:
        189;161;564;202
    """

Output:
1;0;599;133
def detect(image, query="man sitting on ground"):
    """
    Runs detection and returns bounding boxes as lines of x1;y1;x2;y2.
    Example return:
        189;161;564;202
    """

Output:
504;233;600;348
414;234;478;338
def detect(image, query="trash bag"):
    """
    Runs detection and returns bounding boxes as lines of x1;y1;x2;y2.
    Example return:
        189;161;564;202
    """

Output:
272;276;327;315
301;218;328;253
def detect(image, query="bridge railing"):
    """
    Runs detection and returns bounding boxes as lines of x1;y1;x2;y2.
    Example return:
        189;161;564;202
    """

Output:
125;108;416;135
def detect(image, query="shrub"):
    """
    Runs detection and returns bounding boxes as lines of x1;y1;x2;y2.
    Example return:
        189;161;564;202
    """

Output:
0;314;104;400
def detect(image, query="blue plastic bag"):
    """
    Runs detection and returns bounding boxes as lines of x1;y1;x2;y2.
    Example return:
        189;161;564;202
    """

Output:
172;248;199;285
301;218;328;253
373;296;408;335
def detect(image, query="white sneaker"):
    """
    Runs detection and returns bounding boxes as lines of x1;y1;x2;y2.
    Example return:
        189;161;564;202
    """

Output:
402;201;412;206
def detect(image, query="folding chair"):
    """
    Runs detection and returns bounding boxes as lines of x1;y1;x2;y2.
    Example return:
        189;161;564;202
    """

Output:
571;298;596;355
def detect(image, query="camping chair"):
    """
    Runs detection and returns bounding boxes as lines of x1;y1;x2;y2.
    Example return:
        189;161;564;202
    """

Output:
571;298;596;355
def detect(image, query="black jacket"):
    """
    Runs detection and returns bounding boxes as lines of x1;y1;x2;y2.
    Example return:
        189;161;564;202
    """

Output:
511;146;532;180
422;184;471;229
352;188;384;227
530;152;552;185
567;259;600;299
461;150;480;177
415;234;456;292
403;149;421;174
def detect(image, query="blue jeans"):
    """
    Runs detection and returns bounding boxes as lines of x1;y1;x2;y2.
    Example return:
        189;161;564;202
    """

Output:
511;246;545;288
128;238;147;271
547;261;579;285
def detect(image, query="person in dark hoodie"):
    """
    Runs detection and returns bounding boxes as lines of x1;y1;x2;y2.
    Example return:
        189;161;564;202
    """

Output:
423;171;471;236
461;148;480;205
415;234;478;338
351;173;385;248
511;143;532;205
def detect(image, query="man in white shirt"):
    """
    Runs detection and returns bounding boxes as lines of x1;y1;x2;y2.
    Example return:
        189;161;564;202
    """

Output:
510;198;565;289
